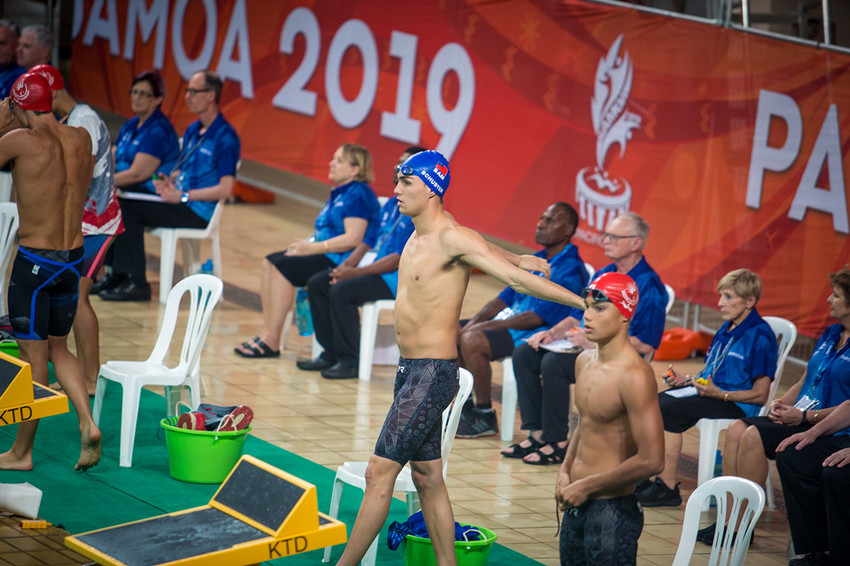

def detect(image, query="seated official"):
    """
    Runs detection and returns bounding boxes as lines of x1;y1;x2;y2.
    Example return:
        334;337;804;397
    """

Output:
102;70;239;302
636;269;777;508
505;212;666;465
94;69;180;294
456;202;589;439
297;146;423;379
711;268;850;546
234;143;379;358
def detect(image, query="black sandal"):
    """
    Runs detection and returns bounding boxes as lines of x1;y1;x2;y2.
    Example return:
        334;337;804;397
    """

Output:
500;436;543;459
523;443;566;466
234;339;280;358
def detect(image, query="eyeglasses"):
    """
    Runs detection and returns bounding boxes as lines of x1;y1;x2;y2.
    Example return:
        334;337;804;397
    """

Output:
581;287;612;303
602;232;639;241
185;87;211;96
129;89;154;98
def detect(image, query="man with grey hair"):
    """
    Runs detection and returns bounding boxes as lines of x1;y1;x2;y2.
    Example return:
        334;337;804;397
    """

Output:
0;20;25;98
17;24;52;69
506;211;667;465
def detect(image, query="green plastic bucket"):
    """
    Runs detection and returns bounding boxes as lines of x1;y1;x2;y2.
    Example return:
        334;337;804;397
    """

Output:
160;417;250;483
0;340;19;359
403;525;497;566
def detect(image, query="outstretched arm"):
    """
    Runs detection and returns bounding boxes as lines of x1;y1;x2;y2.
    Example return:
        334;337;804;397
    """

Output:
488;243;551;278
445;225;583;310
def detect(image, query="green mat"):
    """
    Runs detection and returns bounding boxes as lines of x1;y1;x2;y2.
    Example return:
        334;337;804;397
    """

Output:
0;387;542;565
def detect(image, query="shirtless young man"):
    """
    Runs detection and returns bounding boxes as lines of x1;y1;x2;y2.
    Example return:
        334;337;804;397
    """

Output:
0;73;101;471
556;272;664;565
335;151;585;566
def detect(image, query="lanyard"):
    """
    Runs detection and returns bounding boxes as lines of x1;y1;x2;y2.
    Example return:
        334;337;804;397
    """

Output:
699;334;736;379
810;332;850;389
172;131;206;177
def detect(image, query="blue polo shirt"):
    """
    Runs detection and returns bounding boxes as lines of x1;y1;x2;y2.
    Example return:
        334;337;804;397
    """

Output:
497;244;590;346
568;256;666;349
798;324;850;434
314;180;379;266
114;108;180;194
703;309;777;417
0;64;25;99
176;113;241;221
369;197;414;297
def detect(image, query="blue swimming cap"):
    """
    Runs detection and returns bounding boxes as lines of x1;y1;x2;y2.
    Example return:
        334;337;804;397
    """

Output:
398;150;450;198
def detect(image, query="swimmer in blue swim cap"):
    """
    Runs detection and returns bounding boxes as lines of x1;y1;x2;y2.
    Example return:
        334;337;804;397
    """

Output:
395;149;450;198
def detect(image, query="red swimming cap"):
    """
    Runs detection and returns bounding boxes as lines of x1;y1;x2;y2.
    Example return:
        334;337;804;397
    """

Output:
11;73;53;113
29;64;65;91
585;272;640;320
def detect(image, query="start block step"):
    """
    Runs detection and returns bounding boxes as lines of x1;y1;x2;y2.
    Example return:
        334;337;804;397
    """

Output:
0;351;68;427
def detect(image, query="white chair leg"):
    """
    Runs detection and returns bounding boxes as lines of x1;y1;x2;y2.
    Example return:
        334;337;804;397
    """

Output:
164;385;181;417
696;419;720;512
405;490;420;516
500;358;517;442
184;240;201;275
92;375;107;425
323;476;345;563
311;334;323;359
159;232;178;304
119;384;142;467
358;303;380;382
211;234;223;279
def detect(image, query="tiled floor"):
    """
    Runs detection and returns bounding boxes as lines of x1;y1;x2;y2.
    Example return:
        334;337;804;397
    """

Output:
5;192;799;565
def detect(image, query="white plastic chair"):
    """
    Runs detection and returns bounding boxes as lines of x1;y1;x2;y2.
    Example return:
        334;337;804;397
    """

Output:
358;299;397;381
92;274;223;467
322;368;473;566
149;199;225;303
0;203;19;317
0;171;12;202
665;283;675;314
673;476;765;566
694;316;796;509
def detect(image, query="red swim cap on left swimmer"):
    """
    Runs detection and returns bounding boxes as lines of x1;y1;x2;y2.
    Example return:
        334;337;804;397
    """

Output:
11;73;53;113
583;272;640;320
29;64;65;91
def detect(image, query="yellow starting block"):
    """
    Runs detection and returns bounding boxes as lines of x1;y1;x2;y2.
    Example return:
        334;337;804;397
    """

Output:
0;351;68;427
65;455;348;565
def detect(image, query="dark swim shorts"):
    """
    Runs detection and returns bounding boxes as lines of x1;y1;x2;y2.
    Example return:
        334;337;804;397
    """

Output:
560;494;644;566
8;246;83;340
374;357;460;466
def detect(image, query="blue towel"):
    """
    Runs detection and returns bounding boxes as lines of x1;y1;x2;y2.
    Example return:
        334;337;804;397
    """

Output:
387;511;483;551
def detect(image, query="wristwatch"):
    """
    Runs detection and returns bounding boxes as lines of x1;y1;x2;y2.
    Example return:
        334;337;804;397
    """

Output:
180;191;190;203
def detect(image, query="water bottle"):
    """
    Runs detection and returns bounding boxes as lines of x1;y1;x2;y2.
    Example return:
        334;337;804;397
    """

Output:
201;259;214;275
714;449;723;478
295;288;313;336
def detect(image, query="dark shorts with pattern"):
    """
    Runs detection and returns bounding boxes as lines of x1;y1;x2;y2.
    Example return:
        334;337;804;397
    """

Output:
560;494;643;566
374;357;460;466
8;246;84;340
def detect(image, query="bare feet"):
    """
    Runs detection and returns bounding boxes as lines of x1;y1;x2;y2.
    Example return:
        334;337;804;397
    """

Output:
0;449;34;471
75;424;101;471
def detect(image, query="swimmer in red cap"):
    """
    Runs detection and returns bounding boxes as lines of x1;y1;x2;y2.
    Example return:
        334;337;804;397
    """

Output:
554;270;664;565
0;72;102;472
335;151;586;566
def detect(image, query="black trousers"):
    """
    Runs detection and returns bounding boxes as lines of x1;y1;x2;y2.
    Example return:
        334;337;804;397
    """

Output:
776;434;850;565
112;198;207;281
306;270;393;366
512;343;578;444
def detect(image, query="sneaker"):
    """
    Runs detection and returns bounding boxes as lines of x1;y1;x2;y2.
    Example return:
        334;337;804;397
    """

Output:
696;522;717;545
635;478;653;493
177;412;206;430
455;408;499;438
635;478;682;507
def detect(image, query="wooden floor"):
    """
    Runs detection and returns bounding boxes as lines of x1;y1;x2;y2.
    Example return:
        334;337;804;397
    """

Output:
71;192;799;565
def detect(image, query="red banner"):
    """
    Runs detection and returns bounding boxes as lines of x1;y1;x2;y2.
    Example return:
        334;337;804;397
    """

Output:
69;0;850;337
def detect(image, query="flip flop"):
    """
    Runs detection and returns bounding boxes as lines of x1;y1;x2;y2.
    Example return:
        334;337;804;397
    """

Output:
500;436;543;459
234;339;280;359
233;337;261;355
522;443;566;466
